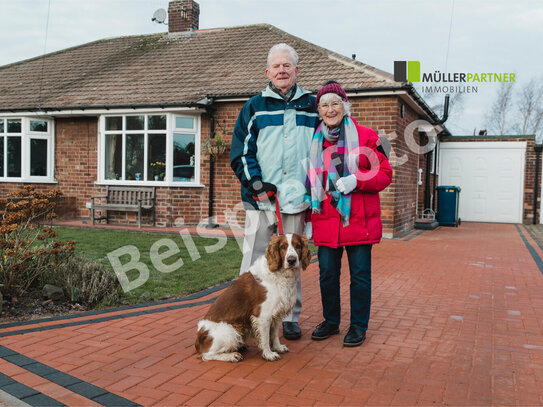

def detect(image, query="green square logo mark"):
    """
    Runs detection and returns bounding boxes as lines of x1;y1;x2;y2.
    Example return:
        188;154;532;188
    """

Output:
407;61;420;82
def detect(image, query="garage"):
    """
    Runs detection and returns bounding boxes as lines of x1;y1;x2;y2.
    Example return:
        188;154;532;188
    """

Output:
438;141;527;223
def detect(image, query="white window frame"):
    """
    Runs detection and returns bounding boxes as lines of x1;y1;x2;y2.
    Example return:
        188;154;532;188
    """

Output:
98;112;202;187
0;117;55;183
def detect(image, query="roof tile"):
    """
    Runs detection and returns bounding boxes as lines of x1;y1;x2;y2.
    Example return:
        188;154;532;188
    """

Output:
0;24;401;111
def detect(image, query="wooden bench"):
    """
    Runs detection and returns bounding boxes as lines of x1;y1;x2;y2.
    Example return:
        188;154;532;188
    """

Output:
90;186;156;228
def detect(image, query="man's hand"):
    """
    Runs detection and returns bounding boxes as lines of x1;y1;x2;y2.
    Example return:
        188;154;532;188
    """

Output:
249;180;277;201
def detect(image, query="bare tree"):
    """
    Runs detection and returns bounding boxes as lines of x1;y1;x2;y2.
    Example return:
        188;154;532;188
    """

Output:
517;78;543;135
486;82;515;135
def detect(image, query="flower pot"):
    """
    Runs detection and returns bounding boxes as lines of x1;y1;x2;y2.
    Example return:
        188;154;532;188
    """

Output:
207;145;227;157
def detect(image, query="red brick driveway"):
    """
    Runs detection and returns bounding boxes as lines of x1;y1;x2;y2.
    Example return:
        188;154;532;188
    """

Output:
1;222;542;406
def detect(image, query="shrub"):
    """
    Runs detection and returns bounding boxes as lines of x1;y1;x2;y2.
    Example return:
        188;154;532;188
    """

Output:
54;256;121;307
0;186;77;297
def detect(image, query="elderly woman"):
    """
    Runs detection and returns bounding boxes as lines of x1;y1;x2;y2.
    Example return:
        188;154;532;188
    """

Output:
307;81;392;347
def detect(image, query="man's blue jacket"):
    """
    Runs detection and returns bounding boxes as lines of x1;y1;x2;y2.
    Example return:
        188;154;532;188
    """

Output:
230;85;318;213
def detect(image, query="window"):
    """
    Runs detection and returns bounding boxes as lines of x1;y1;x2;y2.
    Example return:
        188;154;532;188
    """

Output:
101;113;199;185
0;117;54;181
173;116;196;182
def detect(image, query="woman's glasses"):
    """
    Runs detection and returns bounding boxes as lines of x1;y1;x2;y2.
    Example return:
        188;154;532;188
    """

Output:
319;101;342;110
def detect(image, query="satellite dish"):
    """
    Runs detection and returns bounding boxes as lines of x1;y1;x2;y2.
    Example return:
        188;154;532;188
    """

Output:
152;8;167;24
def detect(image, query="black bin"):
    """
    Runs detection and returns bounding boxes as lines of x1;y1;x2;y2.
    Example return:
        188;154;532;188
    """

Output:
437;186;461;227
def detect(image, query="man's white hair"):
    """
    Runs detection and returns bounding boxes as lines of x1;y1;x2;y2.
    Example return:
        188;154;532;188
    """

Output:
267;43;299;68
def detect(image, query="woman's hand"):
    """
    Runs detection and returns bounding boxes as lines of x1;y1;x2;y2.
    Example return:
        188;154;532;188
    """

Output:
304;222;313;240
336;174;357;195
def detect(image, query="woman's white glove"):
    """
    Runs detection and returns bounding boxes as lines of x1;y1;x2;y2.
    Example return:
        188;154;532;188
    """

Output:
304;222;313;240
336;174;357;195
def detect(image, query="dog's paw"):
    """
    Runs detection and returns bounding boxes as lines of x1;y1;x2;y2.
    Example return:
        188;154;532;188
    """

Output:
262;350;281;361
273;344;289;354
226;352;243;362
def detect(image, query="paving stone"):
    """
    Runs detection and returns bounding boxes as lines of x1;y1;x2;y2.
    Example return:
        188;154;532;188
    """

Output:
1;223;543;406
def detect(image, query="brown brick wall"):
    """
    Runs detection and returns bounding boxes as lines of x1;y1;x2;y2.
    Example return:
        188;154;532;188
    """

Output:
168;0;200;33
390;100;426;236
0;117;99;219
349;96;398;237
0;95;428;237
6;105;535;234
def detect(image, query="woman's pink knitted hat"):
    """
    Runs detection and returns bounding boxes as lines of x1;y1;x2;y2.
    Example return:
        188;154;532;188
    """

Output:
315;81;348;108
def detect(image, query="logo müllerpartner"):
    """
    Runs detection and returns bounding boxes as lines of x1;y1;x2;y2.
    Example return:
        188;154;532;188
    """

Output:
394;61;516;93
394;61;420;82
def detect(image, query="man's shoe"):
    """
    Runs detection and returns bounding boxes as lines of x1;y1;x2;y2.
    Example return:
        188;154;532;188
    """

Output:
282;321;301;340
343;326;366;347
311;321;339;340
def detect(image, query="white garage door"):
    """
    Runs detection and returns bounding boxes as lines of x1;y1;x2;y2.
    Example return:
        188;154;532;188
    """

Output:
439;141;526;223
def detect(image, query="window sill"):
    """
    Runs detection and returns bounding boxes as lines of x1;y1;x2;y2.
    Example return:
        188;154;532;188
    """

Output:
94;181;205;188
0;178;58;184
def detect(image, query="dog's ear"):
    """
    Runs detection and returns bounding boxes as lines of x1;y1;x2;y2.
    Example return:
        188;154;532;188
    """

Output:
301;235;312;270
265;234;283;272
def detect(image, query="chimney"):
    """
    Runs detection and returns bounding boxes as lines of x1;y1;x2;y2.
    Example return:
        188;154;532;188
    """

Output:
168;0;200;33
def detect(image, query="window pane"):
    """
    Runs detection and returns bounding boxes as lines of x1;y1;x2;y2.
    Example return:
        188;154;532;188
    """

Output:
105;134;122;180
125;134;144;181
148;115;166;130
175;117;194;129
7;136;21;177
126;116;144;131
173;133;195;182
105;117;122;131
147;134;166;181
30;139;48;176
30;120;48;132
0;120;4;133
0;136;3;177
7;119;21;133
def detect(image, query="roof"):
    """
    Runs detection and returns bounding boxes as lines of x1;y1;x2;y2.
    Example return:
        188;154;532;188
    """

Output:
0;24;402;112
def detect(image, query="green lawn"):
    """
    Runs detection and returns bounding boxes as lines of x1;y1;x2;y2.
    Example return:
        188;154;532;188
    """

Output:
53;227;243;305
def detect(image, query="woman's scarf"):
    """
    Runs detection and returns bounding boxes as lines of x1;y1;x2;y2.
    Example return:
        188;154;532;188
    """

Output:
307;116;359;226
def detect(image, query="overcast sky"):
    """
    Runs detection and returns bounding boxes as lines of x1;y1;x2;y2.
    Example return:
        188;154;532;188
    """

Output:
1;0;542;135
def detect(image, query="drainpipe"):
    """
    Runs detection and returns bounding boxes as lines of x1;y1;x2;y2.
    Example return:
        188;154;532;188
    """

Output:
534;144;542;224
432;142;439;211
434;94;450;125
196;97;218;228
427;95;450;213
424;151;432;210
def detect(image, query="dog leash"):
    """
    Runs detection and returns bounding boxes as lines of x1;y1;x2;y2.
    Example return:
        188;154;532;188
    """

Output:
253;189;284;235
273;192;284;236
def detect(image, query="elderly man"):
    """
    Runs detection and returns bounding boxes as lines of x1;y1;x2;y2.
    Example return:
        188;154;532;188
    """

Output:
230;43;318;340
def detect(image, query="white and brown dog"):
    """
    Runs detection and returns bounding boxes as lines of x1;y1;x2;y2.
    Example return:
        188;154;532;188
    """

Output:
195;233;311;362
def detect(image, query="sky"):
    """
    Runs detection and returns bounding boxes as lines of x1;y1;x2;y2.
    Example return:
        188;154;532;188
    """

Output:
1;0;542;135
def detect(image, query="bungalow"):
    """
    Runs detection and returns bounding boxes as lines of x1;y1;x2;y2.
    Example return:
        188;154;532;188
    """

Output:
0;0;452;238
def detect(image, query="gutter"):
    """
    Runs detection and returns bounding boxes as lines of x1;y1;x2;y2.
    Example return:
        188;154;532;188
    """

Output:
0;102;198;114
342;85;451;136
2;85;449;129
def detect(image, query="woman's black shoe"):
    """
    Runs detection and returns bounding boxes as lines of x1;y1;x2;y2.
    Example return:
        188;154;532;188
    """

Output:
343;326;366;347
311;321;339;340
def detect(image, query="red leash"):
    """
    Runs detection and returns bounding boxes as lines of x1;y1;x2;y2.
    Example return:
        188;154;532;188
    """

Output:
252;189;284;235
273;192;284;236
